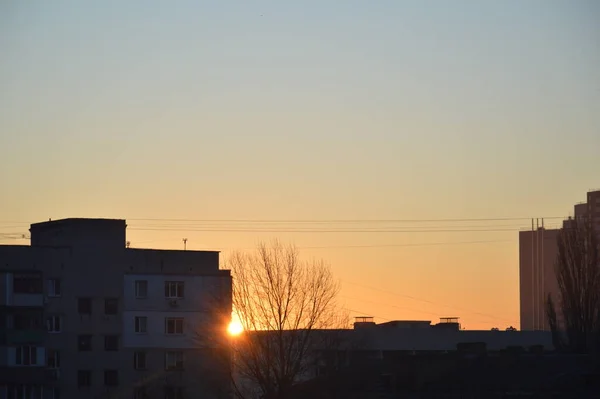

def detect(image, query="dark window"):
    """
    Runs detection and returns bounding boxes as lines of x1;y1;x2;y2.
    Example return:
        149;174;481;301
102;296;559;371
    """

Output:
104;369;118;386
135;316;147;333
46;316;62;333
13;273;43;294
134;387;148;399
78;298;92;315
7;385;43;398
135;280;148;298
14;312;42;329
165;351;183;370
78;370;91;387
165;318;184;334
104;335;119;351
164;386;184;399
48;279;61;297
104;298;118;315
16;345;37;365
47;349;60;368
164;281;184;298
78;335;92;351
134;351;147;370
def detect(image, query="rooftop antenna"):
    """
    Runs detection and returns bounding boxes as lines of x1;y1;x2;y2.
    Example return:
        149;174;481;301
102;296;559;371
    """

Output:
183;238;188;251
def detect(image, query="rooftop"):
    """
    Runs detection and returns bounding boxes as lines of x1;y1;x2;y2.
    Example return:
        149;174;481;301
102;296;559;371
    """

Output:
30;218;126;230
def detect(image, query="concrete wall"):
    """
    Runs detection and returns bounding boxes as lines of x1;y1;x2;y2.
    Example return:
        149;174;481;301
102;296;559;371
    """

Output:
122;274;227;349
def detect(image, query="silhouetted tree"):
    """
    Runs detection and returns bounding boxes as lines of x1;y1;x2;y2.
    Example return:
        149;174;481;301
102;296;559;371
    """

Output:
546;219;600;354
227;240;346;399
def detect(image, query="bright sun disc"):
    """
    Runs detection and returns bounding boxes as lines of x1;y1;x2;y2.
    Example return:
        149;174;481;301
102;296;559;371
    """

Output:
228;320;244;336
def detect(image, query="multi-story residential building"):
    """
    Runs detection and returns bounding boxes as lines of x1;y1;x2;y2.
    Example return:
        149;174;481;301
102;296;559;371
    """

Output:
0;218;232;399
518;226;560;331
519;189;600;331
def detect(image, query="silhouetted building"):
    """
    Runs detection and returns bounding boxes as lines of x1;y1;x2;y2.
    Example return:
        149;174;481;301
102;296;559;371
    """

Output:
519;189;600;331
236;316;553;397
0;218;232;399
284;317;558;398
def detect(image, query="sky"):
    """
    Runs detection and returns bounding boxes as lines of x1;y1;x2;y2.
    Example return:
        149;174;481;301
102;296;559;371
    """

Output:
1;0;599;330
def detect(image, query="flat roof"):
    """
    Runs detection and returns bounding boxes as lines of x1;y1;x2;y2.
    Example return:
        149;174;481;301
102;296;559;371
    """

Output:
30;218;126;229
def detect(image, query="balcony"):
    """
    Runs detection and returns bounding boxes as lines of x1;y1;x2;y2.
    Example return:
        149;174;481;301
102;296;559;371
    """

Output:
7;294;44;307
0;367;49;384
2;329;45;345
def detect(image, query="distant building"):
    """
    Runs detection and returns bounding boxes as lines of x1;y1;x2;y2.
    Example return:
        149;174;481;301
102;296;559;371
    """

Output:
0;218;232;399
325;317;552;354
519;227;560;331
291;317;557;398
236;316;553;397
519;189;600;331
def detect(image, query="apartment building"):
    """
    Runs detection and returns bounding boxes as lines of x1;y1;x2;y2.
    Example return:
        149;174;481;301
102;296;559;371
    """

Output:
0;218;232;399
519;189;600;331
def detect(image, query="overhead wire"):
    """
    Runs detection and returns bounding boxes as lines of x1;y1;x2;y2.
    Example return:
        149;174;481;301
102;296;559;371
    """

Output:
126;216;566;223
127;227;561;233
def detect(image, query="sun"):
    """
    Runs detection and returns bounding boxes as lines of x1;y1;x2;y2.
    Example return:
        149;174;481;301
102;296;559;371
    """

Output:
227;320;244;336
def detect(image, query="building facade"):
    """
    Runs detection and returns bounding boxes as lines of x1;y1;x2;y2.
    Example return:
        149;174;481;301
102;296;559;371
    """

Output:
518;227;559;331
519;189;600;331
0;218;232;399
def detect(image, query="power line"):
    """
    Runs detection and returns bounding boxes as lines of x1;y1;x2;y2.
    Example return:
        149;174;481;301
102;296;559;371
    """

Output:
342;307;392;322
128;222;553;230
284;239;515;250
127;227;555;233
127;217;566;223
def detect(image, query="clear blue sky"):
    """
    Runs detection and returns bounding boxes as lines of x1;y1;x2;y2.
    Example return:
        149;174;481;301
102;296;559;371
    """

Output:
1;0;599;328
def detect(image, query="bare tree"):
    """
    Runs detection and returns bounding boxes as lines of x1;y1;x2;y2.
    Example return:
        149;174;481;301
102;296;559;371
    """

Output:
227;240;346;399
546;219;600;354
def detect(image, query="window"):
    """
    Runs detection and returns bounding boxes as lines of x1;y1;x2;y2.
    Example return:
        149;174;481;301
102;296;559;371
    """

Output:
104;298;118;315
15;345;37;365
134;351;147;370
165;351;183;370
14;312;42;329
164;386;184;399
13;273;42;294
104;335;119;351
48;387;61;399
135;316;147;333
134;387;148;399
47;316;62;333
78;335;92;351
78;298;92;315
47;349;60;368
47;279;61;297
6;385;43;399
104;369;118;386
135;280;148;298
78;370;91;388
165;318;184;335
164;281;184;298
